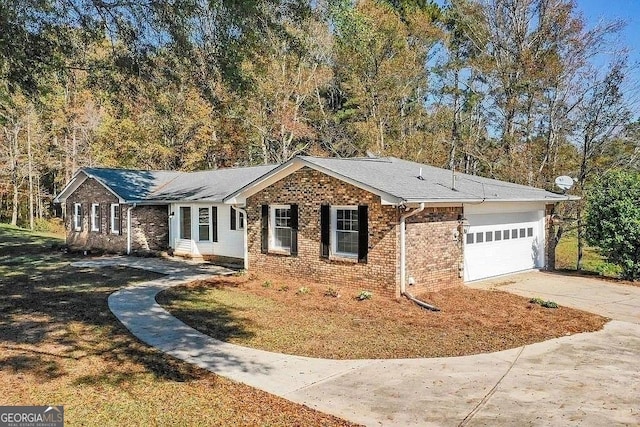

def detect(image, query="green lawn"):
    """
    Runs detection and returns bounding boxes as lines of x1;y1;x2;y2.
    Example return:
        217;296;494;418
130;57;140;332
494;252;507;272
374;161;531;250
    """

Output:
555;233;621;277
0;224;354;426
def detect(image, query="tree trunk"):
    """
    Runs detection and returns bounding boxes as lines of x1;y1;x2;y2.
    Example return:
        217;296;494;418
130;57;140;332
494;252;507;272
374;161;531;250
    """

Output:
27;120;34;230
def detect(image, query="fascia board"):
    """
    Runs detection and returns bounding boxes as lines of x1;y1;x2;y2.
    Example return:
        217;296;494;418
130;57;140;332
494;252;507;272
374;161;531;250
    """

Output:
53;173;87;203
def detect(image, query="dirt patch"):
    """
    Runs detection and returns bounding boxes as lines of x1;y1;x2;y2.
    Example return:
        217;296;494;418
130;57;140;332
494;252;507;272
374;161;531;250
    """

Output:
157;272;609;359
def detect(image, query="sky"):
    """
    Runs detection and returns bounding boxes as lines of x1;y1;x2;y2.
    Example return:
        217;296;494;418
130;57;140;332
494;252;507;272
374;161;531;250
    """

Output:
568;0;640;117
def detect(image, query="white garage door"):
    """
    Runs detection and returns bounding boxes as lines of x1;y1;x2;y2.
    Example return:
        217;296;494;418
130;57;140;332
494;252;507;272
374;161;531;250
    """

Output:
463;209;545;282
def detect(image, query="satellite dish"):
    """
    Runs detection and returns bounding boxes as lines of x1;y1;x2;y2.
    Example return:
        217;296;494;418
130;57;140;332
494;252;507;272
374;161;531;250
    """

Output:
555;175;574;191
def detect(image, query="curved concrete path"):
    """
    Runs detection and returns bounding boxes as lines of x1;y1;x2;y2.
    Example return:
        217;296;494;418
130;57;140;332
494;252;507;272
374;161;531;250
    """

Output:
76;258;640;426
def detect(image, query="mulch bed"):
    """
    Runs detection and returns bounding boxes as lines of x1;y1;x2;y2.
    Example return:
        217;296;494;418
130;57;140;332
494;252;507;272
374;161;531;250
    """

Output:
157;272;609;359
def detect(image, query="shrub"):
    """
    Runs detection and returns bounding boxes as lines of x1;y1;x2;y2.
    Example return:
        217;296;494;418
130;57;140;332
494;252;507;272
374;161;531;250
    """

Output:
278;285;290;292
529;297;558;309
262;280;272;288
357;290;372;301
296;286;311;295
586;169;640;281
324;287;340;298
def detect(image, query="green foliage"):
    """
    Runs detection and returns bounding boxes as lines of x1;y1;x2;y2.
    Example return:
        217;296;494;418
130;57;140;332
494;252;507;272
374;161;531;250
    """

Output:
295;286;311;295
529;297;558;309
586;170;640;281
262;280;272;288
357;290;372;301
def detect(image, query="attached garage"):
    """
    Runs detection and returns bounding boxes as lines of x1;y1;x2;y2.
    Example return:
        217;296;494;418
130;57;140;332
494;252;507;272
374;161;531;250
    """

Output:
463;202;547;282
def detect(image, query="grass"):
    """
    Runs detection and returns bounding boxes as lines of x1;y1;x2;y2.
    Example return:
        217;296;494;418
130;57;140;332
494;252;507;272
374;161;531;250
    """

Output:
0;224;355;426
555;233;622;277
157;273;608;360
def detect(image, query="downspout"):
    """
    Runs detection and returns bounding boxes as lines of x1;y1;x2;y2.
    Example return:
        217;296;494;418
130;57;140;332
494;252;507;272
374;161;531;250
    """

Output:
235;206;249;270
400;202;440;311
400;203;424;295
127;203;137;255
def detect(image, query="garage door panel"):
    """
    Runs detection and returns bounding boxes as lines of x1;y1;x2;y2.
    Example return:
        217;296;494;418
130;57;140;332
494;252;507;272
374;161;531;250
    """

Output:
463;211;544;282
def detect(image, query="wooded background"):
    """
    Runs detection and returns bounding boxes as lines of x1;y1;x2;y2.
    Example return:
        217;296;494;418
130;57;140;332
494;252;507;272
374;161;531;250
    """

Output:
1;0;638;231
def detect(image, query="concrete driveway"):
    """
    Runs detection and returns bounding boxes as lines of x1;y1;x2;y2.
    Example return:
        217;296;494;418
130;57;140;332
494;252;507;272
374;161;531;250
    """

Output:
468;270;640;323
93;258;640;426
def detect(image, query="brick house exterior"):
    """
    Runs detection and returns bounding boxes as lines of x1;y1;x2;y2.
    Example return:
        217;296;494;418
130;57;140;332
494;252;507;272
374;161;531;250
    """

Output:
245;167;464;297
64;177;168;253
56;156;572;298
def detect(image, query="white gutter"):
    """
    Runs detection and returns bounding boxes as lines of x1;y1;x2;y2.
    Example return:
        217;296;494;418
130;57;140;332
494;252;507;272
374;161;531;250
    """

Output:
399;203;425;295
127;203;137;255
235;206;249;270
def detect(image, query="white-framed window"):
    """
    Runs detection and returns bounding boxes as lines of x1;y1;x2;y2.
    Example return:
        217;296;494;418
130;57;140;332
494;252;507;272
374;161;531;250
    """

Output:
230;206;244;231
110;204;120;234
238;210;245;230
331;206;359;257
269;205;291;251
198;207;210;241
73;203;82;231
91;203;100;232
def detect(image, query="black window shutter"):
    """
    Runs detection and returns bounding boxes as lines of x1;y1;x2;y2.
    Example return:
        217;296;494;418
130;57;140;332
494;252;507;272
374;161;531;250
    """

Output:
118;205;123;235
358;205;368;263
261;205;269;253
97;204;102;232
290;204;298;256
320;204;330;258
230;206;237;230
79;204;83;231
212;206;218;242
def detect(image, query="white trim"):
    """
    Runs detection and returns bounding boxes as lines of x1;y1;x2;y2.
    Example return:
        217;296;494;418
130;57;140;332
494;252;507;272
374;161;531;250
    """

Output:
73;203;82;231
110;204;120;234
269;204;292;252
91;203;100;231
54;170;126;204
197;206;211;242
331;206;359;258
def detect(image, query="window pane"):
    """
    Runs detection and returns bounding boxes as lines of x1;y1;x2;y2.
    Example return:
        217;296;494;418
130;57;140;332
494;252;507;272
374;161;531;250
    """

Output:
466;233;474;244
485;231;493;242
274;228;291;249
495;230;501;241
199;208;209;224
198;225;209;241
180;207;191;239
527;227;533;237
272;207;291;250
512;229;518;239
198;208;210;241
336;230;358;254
476;232;484;243
503;229;510;240
520;228;526;238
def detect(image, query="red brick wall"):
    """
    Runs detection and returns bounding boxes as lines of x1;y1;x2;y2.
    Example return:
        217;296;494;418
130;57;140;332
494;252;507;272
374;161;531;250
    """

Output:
405;207;464;293
246;167;400;298
65;178;168;253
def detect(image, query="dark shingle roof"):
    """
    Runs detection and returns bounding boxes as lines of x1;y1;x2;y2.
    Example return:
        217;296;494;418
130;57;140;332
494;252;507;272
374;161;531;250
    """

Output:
147;165;276;202
81;165;277;203
293;156;568;202
83;168;181;201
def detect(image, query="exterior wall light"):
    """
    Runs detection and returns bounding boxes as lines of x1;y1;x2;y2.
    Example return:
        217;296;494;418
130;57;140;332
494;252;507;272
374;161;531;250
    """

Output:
457;214;470;235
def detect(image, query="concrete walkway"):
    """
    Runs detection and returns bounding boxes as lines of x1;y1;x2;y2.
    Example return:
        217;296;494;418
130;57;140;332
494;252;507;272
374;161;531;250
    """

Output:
77;258;640;426
469;270;640;323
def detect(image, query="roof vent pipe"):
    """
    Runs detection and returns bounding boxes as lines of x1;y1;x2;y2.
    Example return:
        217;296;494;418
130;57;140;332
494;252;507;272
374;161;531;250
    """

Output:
417;168;424;180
